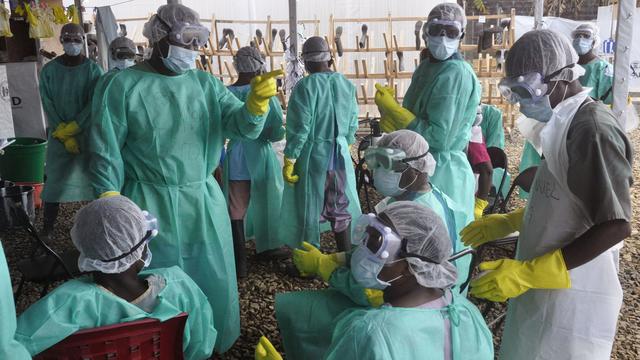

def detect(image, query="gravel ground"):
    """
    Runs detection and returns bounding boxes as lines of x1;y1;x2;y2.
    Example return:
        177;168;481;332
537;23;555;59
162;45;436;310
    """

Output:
2;128;638;359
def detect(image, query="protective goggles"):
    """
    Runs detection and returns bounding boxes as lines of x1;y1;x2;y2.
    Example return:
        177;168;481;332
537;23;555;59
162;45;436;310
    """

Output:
498;64;575;104
354;214;440;264
353;214;403;262
112;47;136;60
60;34;84;44
157;17;210;47
101;210;159;263
364;147;429;171
426;20;462;39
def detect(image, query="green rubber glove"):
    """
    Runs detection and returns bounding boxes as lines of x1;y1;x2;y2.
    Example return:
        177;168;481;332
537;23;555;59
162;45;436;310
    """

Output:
470;249;571;302
474;197;489;220
461;207;525;248
246;70;283;116
282;157;299;184
374;83;416;132
255;336;282;360
292;241;340;281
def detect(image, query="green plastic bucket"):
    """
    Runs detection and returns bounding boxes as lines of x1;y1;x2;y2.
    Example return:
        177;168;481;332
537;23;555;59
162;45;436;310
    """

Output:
0;137;47;183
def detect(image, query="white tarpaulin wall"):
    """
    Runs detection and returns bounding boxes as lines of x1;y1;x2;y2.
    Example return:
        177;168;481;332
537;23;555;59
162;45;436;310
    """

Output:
597;6;640;92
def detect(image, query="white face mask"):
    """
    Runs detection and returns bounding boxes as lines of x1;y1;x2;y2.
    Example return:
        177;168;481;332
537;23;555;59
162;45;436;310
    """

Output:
161;45;198;74
428;35;460;61
63;42;83;56
110;59;135;71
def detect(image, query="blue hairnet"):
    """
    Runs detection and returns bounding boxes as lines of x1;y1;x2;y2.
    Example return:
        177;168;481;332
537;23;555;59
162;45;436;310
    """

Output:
302;36;331;62
234;46;265;73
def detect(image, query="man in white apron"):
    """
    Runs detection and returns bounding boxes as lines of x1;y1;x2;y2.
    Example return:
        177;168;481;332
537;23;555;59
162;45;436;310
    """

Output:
460;29;633;359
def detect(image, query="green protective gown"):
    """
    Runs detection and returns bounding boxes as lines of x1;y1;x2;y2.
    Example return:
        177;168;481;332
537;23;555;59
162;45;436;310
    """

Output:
480;104;505;149
87;63;266;352
324;293;494;360
222;84;286;252
580;58;613;104
518;142;542;199
479;105;510;199
0;244;31;359
38;57;104;202
276;188;473;360
280;72;361;248
403;58;481;228
15;266;216;359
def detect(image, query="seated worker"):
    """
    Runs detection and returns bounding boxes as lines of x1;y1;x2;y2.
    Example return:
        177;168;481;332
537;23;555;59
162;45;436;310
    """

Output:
0;244;30;359
467;106;493;219
478;104;509;201
262;202;494;360
223;46;287;278
280;36;361;253
15;196;216;360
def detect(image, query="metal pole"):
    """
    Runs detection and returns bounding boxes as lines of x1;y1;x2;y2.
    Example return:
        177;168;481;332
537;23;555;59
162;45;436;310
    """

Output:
533;0;544;30
288;0;297;56
74;0;84;26
612;0;635;129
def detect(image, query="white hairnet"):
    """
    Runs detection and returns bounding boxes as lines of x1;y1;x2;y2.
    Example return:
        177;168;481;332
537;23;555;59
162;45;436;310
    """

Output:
506;29;581;82
109;37;136;54
427;3;467;29
302;36;331;62
381;201;458;289
142;3;201;44
572;23;600;52
376;130;437;176
234;46;265;73
72;196;147;274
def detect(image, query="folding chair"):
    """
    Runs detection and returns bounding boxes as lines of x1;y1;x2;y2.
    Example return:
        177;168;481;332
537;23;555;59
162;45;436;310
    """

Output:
486;147;509;214
449;247;477;294
496;166;538;214
10;203;84;301
34;313;189;360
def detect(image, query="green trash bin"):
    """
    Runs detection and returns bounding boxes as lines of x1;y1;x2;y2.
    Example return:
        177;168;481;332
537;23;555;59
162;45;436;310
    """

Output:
0;138;48;183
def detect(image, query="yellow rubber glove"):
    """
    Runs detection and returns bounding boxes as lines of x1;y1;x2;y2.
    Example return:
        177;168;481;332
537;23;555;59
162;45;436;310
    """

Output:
255;336;282;360
460;207;525;248
283;157;299;184
364;288;384;307
99;191;121;198
63;137;80;154
292;241;341;282
52;121;80;142
374;83;416;132
470;249;571;302
474;198;489;220
246;70;284;116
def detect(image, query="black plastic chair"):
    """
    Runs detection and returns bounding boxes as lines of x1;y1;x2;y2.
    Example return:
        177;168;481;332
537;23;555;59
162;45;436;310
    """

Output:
496;166;538;214
486;147;509;214
10;203;84;300
449;247;477;294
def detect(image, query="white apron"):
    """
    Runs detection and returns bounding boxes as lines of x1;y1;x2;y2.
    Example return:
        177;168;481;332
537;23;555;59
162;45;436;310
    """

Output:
499;90;623;360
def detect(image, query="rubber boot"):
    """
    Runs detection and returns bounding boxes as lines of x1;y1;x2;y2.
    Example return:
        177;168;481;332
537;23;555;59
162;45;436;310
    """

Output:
41;202;60;240
279;29;287;51
359;24;368;49
335;223;352;253
231;220;248;279
414;21;423;50
335;26;344;57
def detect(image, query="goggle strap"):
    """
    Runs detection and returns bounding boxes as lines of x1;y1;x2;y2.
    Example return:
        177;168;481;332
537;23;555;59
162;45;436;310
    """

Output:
543;63;575;83
401;151;429;165
101;231;153;263
399;238;440;264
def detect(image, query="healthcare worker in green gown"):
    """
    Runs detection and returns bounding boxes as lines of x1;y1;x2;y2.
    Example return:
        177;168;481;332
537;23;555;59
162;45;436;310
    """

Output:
572;23;613;104
280;36;361;252
15;196;216;359
0;244;30;359
260;202;493;360
375;3;480;228
38;23;103;239
108;36;137;72
463;30;632;359
87;4;280;353
222;46;286;278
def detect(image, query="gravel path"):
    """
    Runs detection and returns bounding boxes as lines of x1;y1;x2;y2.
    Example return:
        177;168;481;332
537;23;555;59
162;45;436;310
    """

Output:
2;128;638;359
